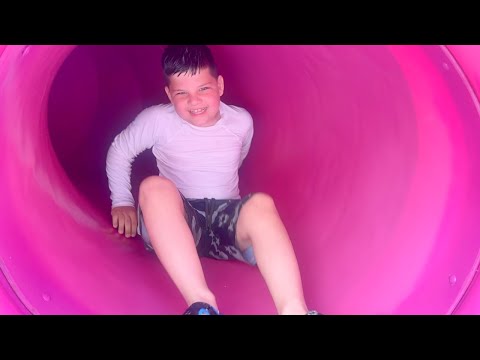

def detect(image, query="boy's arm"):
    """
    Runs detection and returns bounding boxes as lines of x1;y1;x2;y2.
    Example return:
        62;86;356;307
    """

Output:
239;113;254;167
106;109;159;209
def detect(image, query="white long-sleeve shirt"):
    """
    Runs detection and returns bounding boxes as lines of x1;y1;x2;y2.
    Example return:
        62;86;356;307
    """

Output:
106;101;254;208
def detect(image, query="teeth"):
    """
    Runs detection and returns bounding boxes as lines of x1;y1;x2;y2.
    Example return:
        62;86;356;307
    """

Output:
190;108;206;114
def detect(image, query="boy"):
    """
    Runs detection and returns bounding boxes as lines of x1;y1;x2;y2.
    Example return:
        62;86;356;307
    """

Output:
106;45;317;315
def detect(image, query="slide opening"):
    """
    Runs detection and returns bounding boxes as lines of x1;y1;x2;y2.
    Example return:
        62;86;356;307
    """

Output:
1;45;480;314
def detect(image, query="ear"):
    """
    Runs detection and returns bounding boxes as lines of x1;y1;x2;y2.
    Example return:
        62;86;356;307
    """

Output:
217;75;224;97
165;85;172;102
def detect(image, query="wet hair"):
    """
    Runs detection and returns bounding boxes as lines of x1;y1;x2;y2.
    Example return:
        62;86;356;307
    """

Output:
161;45;218;85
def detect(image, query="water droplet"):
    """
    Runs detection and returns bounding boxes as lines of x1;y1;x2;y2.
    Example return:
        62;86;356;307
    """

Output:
449;274;457;286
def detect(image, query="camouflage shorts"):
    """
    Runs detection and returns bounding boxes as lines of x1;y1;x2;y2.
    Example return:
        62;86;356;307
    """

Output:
137;193;257;266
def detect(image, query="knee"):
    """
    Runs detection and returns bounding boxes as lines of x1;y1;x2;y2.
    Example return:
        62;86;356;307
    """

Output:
139;176;177;205
242;192;276;216
237;193;278;242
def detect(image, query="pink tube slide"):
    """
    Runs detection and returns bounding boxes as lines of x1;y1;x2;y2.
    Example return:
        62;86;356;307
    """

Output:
1;45;480;315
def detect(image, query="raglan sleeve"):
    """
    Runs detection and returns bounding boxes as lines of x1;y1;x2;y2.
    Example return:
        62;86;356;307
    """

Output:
106;108;160;208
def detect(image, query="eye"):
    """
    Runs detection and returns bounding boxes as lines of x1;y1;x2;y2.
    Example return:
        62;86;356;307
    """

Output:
175;91;186;96
199;87;210;91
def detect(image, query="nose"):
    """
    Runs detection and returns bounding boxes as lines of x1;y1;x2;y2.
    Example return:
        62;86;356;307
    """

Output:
188;93;201;105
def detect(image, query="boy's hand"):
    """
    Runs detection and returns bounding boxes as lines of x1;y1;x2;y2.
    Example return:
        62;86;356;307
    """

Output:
111;206;138;238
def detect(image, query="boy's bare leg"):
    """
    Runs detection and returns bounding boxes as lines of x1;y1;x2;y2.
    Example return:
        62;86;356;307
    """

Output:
236;193;308;315
139;176;217;310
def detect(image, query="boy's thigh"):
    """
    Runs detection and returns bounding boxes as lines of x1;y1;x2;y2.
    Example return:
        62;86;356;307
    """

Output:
137;192;202;252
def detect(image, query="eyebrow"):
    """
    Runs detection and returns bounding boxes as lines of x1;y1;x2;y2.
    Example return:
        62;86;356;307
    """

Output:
172;82;213;93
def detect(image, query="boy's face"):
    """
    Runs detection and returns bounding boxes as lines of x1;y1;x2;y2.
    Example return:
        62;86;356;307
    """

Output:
165;67;224;127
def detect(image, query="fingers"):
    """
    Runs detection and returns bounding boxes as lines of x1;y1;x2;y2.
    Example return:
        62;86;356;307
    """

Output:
124;212;138;238
131;213;138;238
111;207;137;238
112;210;126;236
124;214;132;238
117;213;125;235
112;212;118;229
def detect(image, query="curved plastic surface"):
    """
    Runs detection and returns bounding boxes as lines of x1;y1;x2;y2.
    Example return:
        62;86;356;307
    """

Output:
1;45;480;315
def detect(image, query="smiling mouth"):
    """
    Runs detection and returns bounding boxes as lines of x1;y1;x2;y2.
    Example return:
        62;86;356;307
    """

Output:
189;107;207;115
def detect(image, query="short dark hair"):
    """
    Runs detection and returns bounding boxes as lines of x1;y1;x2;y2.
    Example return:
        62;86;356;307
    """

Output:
162;45;218;85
